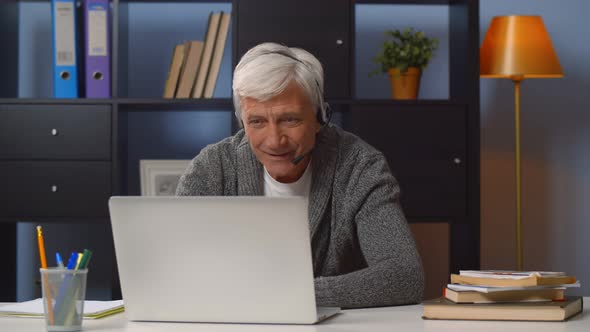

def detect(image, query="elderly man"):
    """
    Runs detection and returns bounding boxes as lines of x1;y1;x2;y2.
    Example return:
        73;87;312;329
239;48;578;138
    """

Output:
176;42;424;308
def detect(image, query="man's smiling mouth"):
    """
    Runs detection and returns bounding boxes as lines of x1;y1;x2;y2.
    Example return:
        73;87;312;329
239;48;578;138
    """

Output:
264;151;293;159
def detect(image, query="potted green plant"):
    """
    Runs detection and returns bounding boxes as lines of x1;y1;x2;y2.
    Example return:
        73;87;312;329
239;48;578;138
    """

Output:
371;27;439;99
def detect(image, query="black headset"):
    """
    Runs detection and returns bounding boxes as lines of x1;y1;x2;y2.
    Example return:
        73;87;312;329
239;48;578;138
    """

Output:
262;50;332;126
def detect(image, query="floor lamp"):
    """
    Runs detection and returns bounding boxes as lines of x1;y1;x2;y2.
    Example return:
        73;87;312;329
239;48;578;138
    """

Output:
480;16;563;271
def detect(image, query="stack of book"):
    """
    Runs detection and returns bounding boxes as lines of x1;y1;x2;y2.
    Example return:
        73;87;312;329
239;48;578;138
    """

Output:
163;11;231;99
423;270;583;321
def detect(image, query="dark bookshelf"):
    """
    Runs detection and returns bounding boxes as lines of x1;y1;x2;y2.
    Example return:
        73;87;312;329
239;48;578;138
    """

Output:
0;0;480;301
357;0;452;4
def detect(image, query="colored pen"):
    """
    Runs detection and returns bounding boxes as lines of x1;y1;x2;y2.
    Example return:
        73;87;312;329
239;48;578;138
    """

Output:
37;226;55;325
78;249;93;270
66;252;78;270
36;226;48;269
75;253;83;270
55;252;64;269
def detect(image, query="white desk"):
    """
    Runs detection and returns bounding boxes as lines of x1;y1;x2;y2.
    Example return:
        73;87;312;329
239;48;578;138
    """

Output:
1;298;588;332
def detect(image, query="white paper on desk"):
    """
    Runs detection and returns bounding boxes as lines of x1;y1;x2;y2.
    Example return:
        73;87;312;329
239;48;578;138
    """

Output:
0;298;123;318
447;282;580;293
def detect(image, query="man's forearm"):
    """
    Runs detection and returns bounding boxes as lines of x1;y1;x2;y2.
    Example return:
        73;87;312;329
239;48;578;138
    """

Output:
314;258;424;309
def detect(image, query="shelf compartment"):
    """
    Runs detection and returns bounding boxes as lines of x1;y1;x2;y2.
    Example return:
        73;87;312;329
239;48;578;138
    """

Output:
355;3;450;100
115;1;233;98
14;1;116;99
117;110;232;195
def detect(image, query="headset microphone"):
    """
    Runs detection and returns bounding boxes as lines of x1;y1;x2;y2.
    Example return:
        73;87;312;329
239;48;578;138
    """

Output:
291;149;313;165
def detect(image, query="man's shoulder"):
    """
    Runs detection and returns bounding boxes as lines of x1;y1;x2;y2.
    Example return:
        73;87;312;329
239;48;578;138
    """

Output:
322;125;394;194
199;130;246;158
327;125;384;163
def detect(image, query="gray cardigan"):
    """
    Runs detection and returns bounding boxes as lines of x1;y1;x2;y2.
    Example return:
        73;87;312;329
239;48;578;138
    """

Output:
176;125;424;308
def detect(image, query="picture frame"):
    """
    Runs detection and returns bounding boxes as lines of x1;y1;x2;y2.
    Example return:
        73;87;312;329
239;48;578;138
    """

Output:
139;159;191;196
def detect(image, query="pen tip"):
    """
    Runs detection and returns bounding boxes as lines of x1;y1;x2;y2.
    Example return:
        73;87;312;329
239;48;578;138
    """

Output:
36;225;42;236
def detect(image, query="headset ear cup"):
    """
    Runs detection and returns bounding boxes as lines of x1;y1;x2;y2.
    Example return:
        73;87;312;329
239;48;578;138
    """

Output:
325;104;332;124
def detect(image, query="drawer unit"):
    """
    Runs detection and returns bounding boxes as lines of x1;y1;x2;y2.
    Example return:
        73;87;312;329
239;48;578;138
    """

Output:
0;161;111;218
0;105;111;160
346;105;467;218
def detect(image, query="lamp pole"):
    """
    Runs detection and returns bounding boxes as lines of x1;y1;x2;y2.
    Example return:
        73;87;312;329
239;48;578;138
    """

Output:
512;75;524;271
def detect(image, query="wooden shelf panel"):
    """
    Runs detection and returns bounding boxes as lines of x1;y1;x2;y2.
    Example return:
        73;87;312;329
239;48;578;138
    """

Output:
0;98;112;105
356;0;451;4
0;217;110;224
0;98;468;109
344;99;465;106
0;98;234;110
117;98;234;111
118;0;231;3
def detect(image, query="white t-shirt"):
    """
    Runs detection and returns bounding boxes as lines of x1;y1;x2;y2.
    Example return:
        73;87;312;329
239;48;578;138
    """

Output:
263;163;313;197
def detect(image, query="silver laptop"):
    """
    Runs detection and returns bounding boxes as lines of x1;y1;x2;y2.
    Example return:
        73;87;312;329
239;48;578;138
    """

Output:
109;196;340;324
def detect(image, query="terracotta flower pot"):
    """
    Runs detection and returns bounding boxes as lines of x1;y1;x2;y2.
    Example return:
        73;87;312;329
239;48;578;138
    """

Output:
388;67;422;99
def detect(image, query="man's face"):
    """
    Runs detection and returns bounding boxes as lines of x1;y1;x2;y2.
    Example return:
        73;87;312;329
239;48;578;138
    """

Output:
242;81;321;183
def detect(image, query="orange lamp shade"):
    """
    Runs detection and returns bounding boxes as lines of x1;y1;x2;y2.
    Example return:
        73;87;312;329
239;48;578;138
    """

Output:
480;16;563;78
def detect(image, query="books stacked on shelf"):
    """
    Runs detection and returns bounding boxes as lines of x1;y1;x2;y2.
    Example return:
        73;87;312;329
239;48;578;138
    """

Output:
163;11;231;99
175;41;205;98
423;270;583;321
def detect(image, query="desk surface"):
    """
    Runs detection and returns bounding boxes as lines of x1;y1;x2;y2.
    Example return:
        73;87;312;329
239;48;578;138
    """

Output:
1;298;588;332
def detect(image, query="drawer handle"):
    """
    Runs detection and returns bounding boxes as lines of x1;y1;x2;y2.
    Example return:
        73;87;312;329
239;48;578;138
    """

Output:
453;157;462;165
51;185;58;193
51;129;59;136
336;39;343;45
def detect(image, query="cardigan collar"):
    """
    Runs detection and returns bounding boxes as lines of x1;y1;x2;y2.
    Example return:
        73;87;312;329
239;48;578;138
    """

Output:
237;135;264;196
308;127;338;237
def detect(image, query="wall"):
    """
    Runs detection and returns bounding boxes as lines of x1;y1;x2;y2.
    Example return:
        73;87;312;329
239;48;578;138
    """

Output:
480;0;590;295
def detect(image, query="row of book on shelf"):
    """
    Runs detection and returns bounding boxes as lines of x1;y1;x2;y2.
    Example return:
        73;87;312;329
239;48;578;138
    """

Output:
52;0;110;98
163;12;231;99
423;270;583;321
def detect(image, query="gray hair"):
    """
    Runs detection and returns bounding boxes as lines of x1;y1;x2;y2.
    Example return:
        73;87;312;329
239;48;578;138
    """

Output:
232;42;327;126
